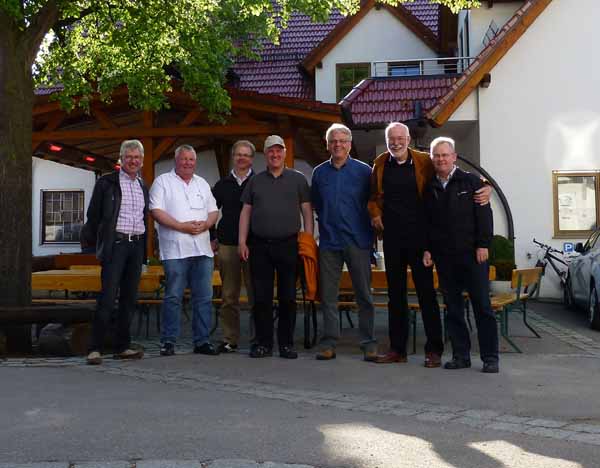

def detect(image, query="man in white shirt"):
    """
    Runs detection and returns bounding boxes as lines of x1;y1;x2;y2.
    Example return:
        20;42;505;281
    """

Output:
150;144;219;356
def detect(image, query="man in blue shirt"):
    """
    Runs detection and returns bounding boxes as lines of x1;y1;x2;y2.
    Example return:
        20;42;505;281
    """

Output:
311;123;377;361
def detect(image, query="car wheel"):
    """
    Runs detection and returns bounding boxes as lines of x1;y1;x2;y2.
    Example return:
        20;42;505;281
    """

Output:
563;275;574;309
589;284;600;331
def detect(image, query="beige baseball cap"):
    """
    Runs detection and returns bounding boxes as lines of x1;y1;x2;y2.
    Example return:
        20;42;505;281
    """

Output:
264;135;286;150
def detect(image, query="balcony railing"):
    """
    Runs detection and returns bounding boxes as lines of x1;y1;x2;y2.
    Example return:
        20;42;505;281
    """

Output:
371;56;475;78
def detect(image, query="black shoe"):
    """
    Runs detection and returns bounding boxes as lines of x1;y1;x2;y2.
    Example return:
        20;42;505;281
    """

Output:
193;342;220;355
279;346;298;359
444;357;471;370
482;361;499;373
217;342;238;353
160;342;175;356
250;344;273;358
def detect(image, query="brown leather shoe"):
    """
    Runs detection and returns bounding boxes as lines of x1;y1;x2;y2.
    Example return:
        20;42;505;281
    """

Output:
363;349;378;362
375;351;407;364
113;348;144;360
86;351;102;365
316;349;336;360
424;352;442;368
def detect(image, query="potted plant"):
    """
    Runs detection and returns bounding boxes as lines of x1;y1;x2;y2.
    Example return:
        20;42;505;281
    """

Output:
489;235;515;293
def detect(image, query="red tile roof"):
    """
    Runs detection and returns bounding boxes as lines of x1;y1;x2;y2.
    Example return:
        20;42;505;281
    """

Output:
233;2;440;99
403;0;440;38
232;11;344;99
35;85;64;96
341;75;456;127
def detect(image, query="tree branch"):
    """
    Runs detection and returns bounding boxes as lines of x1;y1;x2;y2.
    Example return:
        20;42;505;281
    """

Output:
24;0;60;67
53;6;96;30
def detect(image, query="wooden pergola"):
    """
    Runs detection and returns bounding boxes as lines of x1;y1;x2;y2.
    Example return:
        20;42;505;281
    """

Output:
32;84;342;256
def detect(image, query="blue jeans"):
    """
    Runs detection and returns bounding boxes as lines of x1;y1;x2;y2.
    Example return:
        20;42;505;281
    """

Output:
161;255;214;346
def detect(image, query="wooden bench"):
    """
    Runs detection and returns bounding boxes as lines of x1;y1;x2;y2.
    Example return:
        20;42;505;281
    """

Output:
490;267;543;353
335;268;446;354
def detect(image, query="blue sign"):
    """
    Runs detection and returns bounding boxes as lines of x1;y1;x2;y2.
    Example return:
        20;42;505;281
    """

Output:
563;242;574;253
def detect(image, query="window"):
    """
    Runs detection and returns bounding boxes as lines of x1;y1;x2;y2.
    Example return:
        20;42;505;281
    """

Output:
41;190;85;244
388;61;421;77
337;63;370;101
553;171;600;238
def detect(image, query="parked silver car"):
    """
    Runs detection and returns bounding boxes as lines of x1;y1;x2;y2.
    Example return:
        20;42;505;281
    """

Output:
566;229;600;330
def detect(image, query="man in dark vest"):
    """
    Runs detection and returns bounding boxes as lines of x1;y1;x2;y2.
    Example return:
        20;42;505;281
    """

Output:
211;140;255;353
83;139;149;365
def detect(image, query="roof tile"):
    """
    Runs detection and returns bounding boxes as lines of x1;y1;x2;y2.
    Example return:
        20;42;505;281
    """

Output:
340;75;457;127
232;2;440;99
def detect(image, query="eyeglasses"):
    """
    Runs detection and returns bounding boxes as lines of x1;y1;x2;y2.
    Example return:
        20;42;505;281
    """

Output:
328;139;351;145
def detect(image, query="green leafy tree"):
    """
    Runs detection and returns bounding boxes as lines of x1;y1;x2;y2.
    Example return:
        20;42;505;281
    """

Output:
0;0;479;307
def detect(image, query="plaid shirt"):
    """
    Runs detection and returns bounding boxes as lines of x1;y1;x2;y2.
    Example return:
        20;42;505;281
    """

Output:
116;170;145;235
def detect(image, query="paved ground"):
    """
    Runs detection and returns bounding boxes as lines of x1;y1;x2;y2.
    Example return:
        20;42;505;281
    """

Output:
1;300;600;467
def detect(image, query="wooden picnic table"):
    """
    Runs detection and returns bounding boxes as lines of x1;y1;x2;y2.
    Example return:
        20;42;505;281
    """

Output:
32;267;222;293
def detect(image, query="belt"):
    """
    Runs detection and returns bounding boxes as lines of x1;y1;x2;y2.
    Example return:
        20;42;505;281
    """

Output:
115;232;144;242
252;234;297;244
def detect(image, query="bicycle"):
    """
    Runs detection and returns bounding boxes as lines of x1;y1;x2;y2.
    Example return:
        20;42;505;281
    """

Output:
531;239;571;305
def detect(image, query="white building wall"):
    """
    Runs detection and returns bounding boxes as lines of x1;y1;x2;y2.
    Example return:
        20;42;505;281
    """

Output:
476;0;600;297
468;2;522;57
32;157;96;257
449;92;478;122
315;8;437;103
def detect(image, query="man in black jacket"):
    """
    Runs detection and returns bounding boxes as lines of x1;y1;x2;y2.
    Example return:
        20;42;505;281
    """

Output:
83;140;149;365
211;140;255;353
423;137;499;373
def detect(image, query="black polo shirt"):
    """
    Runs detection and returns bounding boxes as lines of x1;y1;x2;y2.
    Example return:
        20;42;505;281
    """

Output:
241;168;310;239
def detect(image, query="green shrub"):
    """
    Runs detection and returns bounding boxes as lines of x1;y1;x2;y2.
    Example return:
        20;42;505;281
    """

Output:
489;235;515;281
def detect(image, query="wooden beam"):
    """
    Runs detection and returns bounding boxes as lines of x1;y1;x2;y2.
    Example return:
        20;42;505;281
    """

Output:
284;135;294;168
214;141;231;179
32;86;130;116
33;123;275;140
232;98;342;123
153;108;203;161
32;112;66;151
141;111;156;260
91;107;118;129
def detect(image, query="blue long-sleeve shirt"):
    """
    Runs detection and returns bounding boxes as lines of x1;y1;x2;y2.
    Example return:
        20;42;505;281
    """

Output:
311;157;374;251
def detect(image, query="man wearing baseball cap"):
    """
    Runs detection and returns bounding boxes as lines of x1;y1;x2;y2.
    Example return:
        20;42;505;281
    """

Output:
238;135;313;359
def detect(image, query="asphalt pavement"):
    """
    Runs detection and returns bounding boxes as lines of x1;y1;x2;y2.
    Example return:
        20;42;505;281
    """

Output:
1;299;600;468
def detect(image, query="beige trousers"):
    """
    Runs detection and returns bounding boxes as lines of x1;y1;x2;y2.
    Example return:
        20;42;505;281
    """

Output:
218;244;254;345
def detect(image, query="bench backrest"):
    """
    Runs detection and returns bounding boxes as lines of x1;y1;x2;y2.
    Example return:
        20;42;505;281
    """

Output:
511;267;543;293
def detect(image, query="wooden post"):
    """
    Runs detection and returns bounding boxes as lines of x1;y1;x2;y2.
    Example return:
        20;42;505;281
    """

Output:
214;141;231;179
141;111;155;260
284;135;294;168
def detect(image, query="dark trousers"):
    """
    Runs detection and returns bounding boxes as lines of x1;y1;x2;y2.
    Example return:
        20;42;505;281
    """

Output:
249;237;298;349
435;253;499;363
383;241;444;356
89;239;144;353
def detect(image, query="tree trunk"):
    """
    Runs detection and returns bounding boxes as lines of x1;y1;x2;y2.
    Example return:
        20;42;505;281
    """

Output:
0;20;34;307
